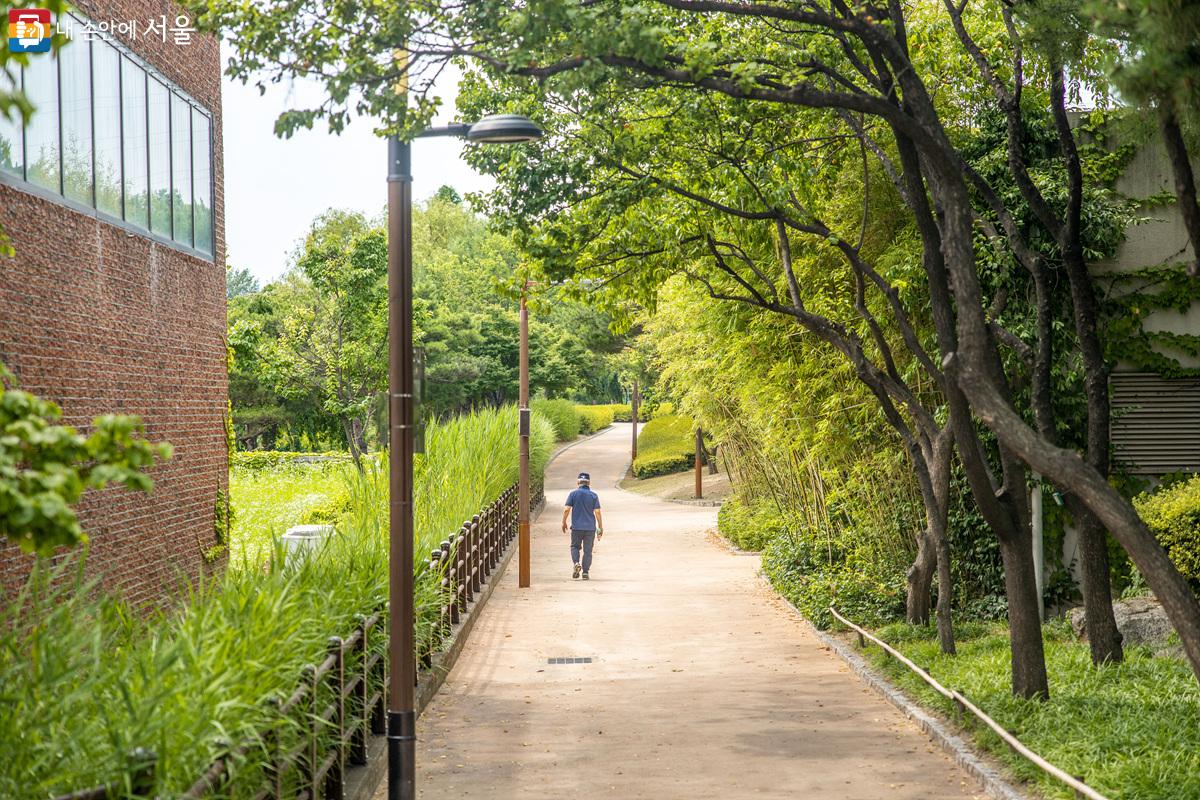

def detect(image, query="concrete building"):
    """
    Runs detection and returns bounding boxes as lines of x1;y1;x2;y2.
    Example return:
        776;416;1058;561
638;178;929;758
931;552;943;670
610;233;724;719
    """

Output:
0;1;226;604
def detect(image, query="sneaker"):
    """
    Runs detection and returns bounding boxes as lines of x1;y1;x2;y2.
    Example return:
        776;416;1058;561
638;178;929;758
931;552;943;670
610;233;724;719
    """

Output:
582;573;590;580
572;563;581;579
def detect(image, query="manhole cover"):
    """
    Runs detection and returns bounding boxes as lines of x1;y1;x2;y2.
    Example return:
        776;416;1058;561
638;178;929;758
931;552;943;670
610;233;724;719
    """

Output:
547;657;593;665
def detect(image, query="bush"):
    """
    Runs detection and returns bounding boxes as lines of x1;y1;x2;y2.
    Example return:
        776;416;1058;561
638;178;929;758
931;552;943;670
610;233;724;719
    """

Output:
762;531;907;629
1136;474;1200;589
575;404;616;435
531;398;582;441
717;495;783;551
230;450;352;470
631;414;695;477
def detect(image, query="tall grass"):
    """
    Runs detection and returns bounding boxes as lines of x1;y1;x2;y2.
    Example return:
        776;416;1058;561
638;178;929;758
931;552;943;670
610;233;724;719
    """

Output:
0;405;555;798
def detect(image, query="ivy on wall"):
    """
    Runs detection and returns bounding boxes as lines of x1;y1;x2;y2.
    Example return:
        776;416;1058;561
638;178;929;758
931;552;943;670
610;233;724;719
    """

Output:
1102;263;1200;377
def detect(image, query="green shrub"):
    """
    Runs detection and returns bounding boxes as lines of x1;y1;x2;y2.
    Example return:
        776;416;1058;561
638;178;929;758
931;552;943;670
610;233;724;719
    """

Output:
230;450;352;470
717;495;783;551
631;414;695;477
575;404;615;434
531;398;582;441
1136;474;1200;589
762;528;907;630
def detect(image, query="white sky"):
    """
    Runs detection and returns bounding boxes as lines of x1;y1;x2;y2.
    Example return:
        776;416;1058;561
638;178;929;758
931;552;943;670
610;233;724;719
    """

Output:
221;54;495;284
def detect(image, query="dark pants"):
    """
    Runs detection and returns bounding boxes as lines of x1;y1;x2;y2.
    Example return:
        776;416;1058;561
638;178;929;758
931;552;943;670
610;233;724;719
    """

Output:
570;528;596;572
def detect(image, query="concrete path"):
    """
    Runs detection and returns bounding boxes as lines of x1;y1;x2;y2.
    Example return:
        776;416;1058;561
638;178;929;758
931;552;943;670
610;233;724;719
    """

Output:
380;423;985;799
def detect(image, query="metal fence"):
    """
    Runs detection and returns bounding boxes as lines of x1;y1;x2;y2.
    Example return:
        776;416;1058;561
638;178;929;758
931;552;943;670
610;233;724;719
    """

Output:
54;481;528;800
829;606;1113;800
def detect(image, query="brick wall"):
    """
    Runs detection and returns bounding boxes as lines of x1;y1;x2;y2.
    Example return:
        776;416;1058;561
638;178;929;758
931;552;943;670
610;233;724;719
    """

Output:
0;0;227;605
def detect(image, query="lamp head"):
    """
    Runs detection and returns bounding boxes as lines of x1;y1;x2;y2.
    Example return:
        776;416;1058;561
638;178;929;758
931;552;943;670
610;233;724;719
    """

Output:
466;114;543;144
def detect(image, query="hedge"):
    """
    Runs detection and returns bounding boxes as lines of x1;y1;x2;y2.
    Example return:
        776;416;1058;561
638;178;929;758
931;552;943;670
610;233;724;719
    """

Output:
230;450;352;470
531;398;582;441
1135;474;1200;589
631;414;695;477
575;404;616;435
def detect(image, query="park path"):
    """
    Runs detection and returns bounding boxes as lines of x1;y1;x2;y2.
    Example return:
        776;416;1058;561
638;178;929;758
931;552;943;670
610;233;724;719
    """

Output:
378;423;985;799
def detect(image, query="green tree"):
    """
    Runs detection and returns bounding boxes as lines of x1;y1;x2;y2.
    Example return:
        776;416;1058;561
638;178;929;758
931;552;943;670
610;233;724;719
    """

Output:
0;364;172;555
269;210;389;463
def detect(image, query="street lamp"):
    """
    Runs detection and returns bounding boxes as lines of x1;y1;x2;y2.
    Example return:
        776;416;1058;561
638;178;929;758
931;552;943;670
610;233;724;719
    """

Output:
386;113;542;800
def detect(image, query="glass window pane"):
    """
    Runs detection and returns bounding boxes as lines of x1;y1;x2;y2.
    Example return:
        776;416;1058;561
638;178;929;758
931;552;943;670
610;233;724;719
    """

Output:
93;41;121;217
121;58;147;228
24;54;60;192
170;93;191;245
0;69;22;175
60;33;92;204
191;108;211;254
148;78;170;236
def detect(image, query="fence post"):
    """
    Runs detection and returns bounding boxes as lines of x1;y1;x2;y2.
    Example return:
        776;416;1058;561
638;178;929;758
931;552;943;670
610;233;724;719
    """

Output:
458;524;472;605
442;538;457;626
300;664;317;794
471;514;482;596
128;748;156;798
367;614;386;737
325;637;346;800
484;505;494;575
350;618;368;767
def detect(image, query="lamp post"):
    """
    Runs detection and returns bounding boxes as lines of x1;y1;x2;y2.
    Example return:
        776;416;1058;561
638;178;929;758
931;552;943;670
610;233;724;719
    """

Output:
518;286;531;588
386;113;541;800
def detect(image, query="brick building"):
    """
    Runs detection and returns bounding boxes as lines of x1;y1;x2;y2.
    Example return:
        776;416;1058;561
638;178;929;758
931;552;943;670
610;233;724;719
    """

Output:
0;0;227;603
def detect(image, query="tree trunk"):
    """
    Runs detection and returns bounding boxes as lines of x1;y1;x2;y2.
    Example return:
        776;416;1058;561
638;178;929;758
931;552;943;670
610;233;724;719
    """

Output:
906;528;936;626
997;531;1050;699
1158;102;1200;278
933;522;956;656
1069;499;1123;664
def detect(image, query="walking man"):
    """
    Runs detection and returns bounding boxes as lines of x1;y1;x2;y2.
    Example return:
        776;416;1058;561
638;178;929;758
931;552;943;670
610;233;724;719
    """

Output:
562;472;604;580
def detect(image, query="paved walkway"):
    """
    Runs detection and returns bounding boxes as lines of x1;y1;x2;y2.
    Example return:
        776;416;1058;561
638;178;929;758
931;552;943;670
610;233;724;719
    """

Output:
379;423;985;799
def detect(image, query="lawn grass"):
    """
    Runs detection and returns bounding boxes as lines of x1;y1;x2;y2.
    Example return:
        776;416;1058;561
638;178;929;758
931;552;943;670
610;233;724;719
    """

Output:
228;460;348;564
858;620;1200;800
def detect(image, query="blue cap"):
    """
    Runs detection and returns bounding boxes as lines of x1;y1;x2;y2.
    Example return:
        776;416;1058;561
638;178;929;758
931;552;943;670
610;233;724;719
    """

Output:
577;472;590;481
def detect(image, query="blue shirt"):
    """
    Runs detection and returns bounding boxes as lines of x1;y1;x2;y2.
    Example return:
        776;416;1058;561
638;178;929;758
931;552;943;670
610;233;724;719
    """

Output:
565;486;601;531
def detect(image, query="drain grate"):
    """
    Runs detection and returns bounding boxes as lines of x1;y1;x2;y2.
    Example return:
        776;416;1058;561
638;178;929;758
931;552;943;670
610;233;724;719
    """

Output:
547;657;593;665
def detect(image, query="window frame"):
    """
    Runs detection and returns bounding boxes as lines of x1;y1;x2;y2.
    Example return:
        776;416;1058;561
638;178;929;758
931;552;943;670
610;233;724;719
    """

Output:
0;13;215;262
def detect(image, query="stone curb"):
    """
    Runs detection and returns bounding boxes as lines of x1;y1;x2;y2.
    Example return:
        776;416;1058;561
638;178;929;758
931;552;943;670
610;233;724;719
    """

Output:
766;579;1032;800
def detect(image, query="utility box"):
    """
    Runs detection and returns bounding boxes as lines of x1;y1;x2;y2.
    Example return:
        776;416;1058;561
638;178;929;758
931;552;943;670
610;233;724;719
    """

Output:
281;524;335;566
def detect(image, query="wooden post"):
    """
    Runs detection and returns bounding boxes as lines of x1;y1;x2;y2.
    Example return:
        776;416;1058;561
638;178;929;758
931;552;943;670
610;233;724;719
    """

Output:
327;637;346;800
694;426;703;499
631;379;639;462
350;620;368;767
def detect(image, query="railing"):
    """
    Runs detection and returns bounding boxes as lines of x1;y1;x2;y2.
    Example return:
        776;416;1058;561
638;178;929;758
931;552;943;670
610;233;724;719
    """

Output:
54;482;525;800
828;607;1112;800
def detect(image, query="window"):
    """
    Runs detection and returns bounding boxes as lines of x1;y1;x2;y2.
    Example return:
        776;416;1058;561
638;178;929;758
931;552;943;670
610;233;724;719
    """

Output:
60;34;93;204
23;53;59;192
93;41;122;217
121;57;148;228
171;93;192;246
192;109;211;254
0;70;21;176
148;78;171;237
0;14;214;259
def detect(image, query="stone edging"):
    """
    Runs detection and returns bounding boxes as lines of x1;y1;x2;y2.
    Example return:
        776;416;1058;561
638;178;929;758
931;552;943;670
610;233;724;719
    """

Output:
347;498;547;800
767;578;1031;800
